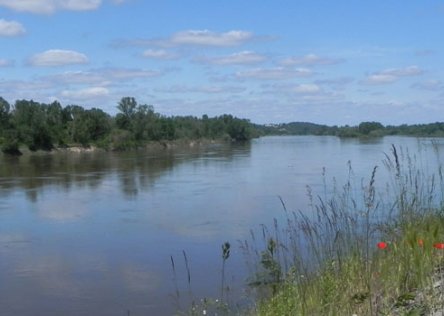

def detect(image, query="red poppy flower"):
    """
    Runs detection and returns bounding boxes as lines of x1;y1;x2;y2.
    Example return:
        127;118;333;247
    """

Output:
418;239;424;247
433;243;444;249
377;242;387;249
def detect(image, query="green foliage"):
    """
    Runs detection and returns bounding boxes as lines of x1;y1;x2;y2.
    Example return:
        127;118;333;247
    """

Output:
358;121;384;135
1;130;21;155
0;95;258;153
109;129;135;151
0;97;11;134
68;107;111;146
13;99;54;150
260;121;444;138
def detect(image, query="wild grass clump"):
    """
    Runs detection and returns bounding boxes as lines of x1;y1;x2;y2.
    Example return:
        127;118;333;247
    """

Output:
248;144;444;315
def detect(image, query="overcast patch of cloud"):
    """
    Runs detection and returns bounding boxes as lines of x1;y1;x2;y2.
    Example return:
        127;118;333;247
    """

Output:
236;67;312;80
29;49;89;67
142;49;179;60
291;83;321;94
60;86;109;100
0;58;13;67
0;79;52;93
363;65;423;85
155;84;246;94
262;83;323;95
0;19;26;36
411;80;443;91
118;30;255;48
0;0;103;14
280;54;343;66
43;68;163;86
195;51;266;66
100;68;162;80
315;77;354;90
169;30;253;47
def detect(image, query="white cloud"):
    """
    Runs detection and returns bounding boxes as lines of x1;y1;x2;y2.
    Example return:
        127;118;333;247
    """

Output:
196;51;266;65
363;65;423;85
0;0;102;14
315;77;354;90
383;66;423;77
121;30;254;48
63;0;102;11
61;87;109;100
170;30;253;46
292;84;321;94
101;68;162;79
0;59;13;67
142;49;179;60
262;83;330;98
44;68;162;85
45;71;107;85
155;85;246;94
0;79;52;91
236;67;312;80
0;19;26;36
29;49;89;66
365;74;398;84
411;80;443;91
280;54;342;66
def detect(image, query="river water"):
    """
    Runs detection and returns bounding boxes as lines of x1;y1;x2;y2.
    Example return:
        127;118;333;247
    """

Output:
1;136;444;315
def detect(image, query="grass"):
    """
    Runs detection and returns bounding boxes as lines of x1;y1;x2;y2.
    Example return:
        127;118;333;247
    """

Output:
176;143;444;315
246;144;444;316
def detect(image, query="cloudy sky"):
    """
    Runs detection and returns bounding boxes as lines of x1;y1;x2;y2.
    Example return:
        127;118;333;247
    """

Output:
0;0;443;125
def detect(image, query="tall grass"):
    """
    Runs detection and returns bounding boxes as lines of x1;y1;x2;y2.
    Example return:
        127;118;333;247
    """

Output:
246;144;444;315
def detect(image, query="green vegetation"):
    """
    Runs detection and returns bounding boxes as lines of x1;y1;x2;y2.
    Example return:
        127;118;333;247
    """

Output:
244;145;444;315
258;121;444;138
175;144;444;316
0;96;256;155
2;95;444;155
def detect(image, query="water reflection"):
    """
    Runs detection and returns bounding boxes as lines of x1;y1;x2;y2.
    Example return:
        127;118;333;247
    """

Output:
2;136;443;315
0;142;252;201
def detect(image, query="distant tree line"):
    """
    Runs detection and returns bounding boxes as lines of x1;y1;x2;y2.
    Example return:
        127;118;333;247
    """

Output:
0;96;255;155
2;95;444;155
257;121;444;138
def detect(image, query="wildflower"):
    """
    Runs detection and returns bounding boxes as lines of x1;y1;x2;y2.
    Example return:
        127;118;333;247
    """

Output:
418;239;424;247
433;243;444;249
377;242;387;249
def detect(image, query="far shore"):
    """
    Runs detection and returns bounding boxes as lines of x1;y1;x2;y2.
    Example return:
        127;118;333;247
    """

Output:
1;138;230;156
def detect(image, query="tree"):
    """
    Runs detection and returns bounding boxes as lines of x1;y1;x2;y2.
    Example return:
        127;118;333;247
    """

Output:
131;104;156;141
46;101;66;145
358;121;384;135
116;97;138;130
13;99;53;150
0;97;11;135
70;108;111;146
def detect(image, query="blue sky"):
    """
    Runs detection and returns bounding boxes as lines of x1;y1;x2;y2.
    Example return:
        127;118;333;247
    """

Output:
0;0;443;125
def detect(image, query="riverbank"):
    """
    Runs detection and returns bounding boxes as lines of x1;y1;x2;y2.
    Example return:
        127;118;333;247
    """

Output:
254;213;444;315
1;138;229;156
244;145;444;316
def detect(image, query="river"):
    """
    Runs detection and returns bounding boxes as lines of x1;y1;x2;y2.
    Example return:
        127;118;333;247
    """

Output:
1;136;443;315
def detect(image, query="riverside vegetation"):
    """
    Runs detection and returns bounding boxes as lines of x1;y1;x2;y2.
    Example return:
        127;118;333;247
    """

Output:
181;144;444;316
2;95;444;155
0;96;255;155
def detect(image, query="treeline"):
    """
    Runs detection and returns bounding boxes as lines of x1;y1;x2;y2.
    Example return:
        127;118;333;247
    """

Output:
258;121;444;138
0;97;255;155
